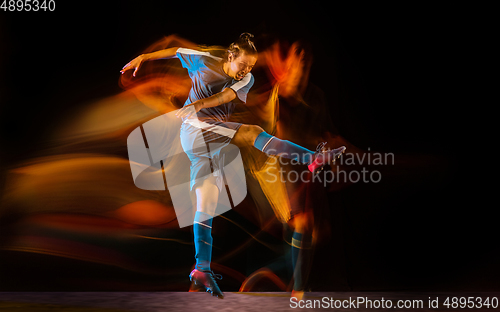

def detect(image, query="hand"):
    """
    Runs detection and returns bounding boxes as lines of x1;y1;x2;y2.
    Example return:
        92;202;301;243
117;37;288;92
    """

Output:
175;102;202;119
120;54;146;77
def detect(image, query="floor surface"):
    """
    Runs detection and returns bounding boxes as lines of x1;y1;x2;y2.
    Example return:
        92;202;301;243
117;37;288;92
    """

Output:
1;292;500;311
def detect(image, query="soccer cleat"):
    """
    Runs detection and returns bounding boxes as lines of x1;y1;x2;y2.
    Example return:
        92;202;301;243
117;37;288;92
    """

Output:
307;142;346;175
189;269;224;299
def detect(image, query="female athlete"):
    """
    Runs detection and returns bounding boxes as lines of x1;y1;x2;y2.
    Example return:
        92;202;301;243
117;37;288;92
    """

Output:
121;33;345;299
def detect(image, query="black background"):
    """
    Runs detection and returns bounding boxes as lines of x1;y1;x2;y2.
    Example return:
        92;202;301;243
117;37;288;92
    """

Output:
0;1;493;291
0;2;458;159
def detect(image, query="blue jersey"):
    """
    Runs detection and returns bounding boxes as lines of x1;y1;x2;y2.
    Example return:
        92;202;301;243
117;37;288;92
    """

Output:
176;48;254;123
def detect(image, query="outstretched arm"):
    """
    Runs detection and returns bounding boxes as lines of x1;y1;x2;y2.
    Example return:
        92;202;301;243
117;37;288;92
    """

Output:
120;47;179;76
175;88;237;119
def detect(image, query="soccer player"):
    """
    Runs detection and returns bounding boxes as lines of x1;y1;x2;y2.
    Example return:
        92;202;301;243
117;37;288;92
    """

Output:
121;33;345;299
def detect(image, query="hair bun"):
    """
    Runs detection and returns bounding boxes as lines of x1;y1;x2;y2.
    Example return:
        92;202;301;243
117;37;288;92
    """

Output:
240;32;254;41
226;32;257;59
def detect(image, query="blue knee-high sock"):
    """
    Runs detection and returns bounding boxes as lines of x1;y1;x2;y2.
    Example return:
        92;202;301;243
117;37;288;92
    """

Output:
254;131;314;164
291;232;313;291
194;211;213;272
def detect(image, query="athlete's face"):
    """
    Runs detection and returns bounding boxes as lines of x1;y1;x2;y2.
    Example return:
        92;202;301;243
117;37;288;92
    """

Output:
226;52;257;80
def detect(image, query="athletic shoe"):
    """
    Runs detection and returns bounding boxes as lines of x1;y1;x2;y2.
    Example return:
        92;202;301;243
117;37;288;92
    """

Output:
189;269;224;299
308;143;346;175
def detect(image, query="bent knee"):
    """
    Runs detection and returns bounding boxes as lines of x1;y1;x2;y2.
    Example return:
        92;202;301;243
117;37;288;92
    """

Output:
235;124;264;145
241;124;264;136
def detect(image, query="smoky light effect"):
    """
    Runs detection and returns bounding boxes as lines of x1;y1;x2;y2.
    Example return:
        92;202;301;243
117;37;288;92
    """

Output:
0;35;371;291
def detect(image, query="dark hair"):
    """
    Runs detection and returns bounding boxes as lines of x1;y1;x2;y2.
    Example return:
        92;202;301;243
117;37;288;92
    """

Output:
225;32;258;61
